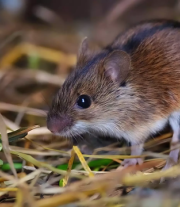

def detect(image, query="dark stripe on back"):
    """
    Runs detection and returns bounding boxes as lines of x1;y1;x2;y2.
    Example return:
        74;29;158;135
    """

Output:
106;20;180;54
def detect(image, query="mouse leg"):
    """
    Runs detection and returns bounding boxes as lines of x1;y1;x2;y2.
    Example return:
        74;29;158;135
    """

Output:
163;113;180;171
122;143;144;167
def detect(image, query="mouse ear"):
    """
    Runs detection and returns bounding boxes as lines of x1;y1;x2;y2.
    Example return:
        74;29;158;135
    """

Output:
77;37;91;60
77;37;102;65
103;50;131;84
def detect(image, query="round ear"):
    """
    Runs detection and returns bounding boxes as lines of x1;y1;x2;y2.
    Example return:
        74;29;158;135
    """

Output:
103;50;131;84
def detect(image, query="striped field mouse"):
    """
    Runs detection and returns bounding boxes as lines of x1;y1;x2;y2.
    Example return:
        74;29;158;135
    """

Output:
47;19;180;169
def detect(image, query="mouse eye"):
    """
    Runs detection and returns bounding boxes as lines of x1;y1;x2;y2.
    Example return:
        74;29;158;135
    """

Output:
76;95;91;109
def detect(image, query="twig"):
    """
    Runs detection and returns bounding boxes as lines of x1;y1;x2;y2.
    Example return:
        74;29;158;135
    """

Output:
0;102;46;116
0;69;65;86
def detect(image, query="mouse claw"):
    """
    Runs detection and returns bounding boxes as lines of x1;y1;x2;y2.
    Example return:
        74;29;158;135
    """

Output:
121;158;143;168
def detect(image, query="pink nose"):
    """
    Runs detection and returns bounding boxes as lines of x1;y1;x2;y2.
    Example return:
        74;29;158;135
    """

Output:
47;116;72;134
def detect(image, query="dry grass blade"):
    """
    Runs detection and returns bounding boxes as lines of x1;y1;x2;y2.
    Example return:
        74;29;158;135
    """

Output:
0;102;46;116
35;168;130;207
24;137;69;154
27;127;51;136
2;115;19;131
122;164;180;186
0;113;17;178
14;185;36;207
0;30;23;51
25;43;76;66
0;170;16;182
0;69;65;86
0;188;18;192
10;145;69;156
144;133;172;149
0;44;24;68
83;154;145;159
5;169;42;187
73;146;94;177
73;197;122;207
36;163;180;207
0;169;42;198
62;148;75;186
11;125;40;136
0;170;17;196
36;192;89;207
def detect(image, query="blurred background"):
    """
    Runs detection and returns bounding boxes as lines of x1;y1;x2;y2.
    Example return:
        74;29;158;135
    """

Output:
0;0;180;132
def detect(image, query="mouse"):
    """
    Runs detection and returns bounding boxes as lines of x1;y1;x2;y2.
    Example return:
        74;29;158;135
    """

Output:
47;19;180;169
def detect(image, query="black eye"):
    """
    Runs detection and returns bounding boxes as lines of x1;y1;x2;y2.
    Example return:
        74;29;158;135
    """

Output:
77;95;91;109
120;81;126;87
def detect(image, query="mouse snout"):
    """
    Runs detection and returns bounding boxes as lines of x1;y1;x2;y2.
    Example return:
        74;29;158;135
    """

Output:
47;115;72;134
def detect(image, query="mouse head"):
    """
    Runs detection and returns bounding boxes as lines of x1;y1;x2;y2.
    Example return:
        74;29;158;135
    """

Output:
47;38;131;138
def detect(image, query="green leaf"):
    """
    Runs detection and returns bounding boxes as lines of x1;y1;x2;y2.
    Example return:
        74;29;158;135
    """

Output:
0;143;2;151
88;159;113;168
0;159;3;166
28;54;40;70
0;163;22;171
57;163;79;171
59;179;64;187
94;167;100;171
57;159;113;171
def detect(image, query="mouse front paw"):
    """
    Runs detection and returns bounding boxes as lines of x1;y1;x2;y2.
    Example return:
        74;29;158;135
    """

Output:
121;158;143;167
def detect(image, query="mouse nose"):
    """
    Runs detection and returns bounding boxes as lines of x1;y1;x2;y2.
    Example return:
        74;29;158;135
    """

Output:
47;115;72;134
